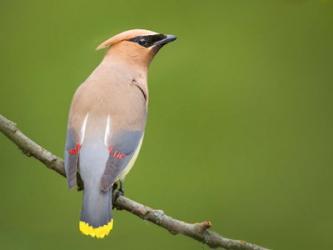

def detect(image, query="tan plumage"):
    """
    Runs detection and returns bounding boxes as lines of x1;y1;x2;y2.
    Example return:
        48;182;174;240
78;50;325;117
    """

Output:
64;29;176;238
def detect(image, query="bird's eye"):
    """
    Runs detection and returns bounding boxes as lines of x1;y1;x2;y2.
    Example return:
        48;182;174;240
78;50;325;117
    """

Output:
128;36;153;47
138;38;147;46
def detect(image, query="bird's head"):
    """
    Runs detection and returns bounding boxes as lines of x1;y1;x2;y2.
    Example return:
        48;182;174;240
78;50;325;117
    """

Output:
97;29;176;68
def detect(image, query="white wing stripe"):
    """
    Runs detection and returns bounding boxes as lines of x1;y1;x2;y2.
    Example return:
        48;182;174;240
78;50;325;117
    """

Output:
104;115;111;146
80;113;89;144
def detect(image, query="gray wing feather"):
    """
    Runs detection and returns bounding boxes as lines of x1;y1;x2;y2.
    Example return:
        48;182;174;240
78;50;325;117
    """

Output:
100;130;143;192
64;128;79;188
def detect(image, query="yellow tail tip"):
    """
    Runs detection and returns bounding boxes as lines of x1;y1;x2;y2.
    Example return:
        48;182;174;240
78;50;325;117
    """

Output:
79;220;113;239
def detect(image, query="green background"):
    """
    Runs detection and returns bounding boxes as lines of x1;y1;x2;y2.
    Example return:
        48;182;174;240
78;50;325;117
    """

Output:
0;0;332;249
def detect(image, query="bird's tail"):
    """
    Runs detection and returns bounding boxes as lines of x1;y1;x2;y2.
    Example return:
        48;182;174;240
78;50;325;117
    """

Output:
79;187;113;239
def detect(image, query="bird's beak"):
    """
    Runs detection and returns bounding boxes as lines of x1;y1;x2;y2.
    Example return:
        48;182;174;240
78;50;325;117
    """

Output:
153;34;177;47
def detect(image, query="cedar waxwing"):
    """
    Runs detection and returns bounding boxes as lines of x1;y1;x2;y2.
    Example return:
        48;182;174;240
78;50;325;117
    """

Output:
64;29;176;239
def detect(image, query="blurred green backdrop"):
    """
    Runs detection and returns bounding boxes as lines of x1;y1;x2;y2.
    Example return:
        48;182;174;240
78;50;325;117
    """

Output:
0;0;332;249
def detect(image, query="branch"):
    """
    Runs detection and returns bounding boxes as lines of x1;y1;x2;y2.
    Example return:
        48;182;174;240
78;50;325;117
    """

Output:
0;114;268;250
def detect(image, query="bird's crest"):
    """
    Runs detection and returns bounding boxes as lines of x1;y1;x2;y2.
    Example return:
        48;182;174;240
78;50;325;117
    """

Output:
96;29;157;50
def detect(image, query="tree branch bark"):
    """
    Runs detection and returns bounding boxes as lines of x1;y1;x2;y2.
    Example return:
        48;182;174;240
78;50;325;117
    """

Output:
0;114;268;250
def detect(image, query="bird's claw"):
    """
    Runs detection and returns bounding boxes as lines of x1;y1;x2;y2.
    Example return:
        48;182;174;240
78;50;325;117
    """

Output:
112;181;125;208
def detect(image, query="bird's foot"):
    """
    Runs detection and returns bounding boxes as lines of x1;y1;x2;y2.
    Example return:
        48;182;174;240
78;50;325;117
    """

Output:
112;181;125;209
118;180;125;196
112;182;118;192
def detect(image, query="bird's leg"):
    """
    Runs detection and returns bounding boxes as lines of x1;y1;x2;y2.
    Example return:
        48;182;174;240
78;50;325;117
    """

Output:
76;174;84;191
112;182;118;192
112;180;125;208
118;180;125;196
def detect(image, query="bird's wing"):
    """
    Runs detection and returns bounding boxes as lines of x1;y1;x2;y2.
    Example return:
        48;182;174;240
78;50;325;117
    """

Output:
64;128;80;188
100;130;143;192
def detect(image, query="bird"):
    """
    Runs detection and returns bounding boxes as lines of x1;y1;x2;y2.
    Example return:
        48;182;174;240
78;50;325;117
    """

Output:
64;29;176;239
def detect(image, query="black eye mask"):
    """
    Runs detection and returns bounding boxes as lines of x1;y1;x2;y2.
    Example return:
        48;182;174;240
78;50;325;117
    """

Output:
128;34;167;48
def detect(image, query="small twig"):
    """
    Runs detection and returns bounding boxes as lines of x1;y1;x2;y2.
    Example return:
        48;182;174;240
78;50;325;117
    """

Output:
0;114;269;250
